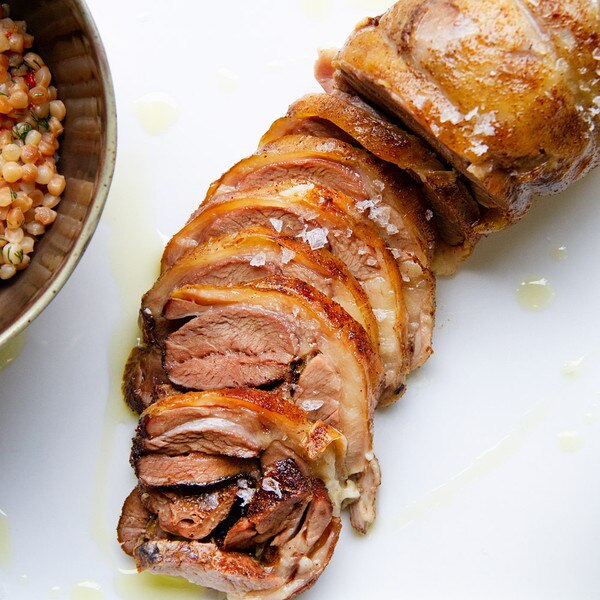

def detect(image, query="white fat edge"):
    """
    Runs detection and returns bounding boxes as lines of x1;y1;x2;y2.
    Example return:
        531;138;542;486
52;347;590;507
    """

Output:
279;183;315;197
269;217;283;233
262;477;283;498
413;94;427;109
249;252;267;267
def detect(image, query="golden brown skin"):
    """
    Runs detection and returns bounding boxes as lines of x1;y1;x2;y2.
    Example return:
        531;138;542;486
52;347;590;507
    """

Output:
336;0;599;230
119;389;345;600
262;92;481;272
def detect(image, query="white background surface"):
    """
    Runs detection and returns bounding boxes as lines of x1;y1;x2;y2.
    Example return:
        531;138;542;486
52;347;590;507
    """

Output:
1;1;600;599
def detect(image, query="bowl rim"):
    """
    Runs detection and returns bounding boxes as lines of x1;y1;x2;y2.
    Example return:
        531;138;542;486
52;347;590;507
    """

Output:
0;0;118;348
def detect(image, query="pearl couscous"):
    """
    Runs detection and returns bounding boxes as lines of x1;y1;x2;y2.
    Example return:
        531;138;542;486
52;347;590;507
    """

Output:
0;5;66;281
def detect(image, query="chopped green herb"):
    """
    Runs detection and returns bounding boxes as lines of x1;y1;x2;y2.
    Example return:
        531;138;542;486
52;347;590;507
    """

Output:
14;249;23;263
9;189;16;200
12;122;32;142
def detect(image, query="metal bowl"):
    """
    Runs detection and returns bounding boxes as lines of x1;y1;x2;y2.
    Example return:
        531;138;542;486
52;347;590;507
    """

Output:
0;0;116;347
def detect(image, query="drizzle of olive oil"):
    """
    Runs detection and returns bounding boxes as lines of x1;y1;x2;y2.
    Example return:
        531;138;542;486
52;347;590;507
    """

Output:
557;430;583;453
133;92;179;136
0;508;11;569
297;0;333;21
0;332;26;371
115;570;204;599
90;150;163;558
516;276;554;310
70;581;104;600
563;356;585;378
216;68;239;94
393;398;554;529
550;244;568;261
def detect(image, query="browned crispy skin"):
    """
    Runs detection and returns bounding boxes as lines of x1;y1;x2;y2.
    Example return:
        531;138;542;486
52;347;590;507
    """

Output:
335;0;599;230
261;92;481;272
118;389;345;599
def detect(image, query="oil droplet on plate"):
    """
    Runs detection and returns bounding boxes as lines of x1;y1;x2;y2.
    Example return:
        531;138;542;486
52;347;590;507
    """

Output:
70;581;103;600
0;508;11;569
0;331;26;371
563;356;585;378
115;570;203;599
550;244;568;261
583;412;597;425
49;586;61;599
516;277;554;310
298;0;333;21
133;92;179;135
216;68;239;94
557;430;583;453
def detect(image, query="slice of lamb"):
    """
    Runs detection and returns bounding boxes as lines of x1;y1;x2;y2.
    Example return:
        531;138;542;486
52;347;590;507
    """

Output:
194;133;436;374
160;181;414;397
117;489;155;556
333;1;599;229
120;389;346;599
135;452;260;488
139;481;241;540
123;345;178;414
159;278;380;532
223;459;312;550
139;226;378;351
261;91;480;273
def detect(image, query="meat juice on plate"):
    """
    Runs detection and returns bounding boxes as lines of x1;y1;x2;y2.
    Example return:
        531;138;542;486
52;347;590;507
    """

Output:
0;508;10;570
516;276;554;311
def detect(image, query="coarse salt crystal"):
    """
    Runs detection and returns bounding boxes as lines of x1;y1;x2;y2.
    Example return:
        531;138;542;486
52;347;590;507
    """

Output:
269;217;283;233
262;477;283;498
373;309;392;323
204;492;219;510
593;47;600;61
391;248;402;259
249;252;267;267
358;247;368;256
372;179;385;192
473;112;496;137
297;226;329;250
236;480;256;506
369;205;391;227
439;104;463;125
386;223;399;235
413;94;426;109
280;183;314;197
425;209;434;221
465;107;479;121
281;247;296;264
300;399;324;412
366;257;377;266
356;199;376;213
470;141;488;156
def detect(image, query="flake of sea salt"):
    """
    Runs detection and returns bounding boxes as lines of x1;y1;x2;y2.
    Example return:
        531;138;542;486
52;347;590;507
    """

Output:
372;179;385;192
280;183;314;197
262;477;283;499
439;104;463;125
297;226;329;250
386;223;399;235
269;217;283;233
413;94;426;109
203;492;219;510
473;112;496;137
402;274;411;283
356;199;377;213
369;205;391;227
425;209;434;221
372;309;392;323
300;399;324;412
470;141;489;156
593;96;600;108
593;47;600;61
281;247;296;264
249;252;267;267
391;248;402;260
464;107;479;121
236;480;256;507
358;247;368;256
366;257;377;267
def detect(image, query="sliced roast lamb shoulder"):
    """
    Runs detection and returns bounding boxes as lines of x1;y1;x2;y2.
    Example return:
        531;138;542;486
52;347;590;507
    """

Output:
334;0;599;229
119;388;345;599
160;181;419;399
156;277;381;532
262;91;480;274
139;226;378;350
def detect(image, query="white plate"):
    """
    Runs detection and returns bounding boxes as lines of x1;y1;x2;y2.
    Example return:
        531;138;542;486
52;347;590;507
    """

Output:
1;1;599;599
